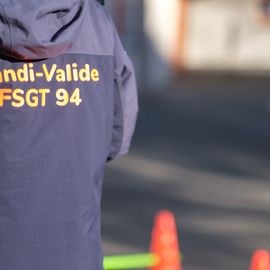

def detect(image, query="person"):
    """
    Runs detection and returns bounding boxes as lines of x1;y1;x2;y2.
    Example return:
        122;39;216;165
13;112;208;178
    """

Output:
0;0;138;270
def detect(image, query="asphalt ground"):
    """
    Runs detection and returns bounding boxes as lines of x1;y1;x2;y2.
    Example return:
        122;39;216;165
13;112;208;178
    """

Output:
101;74;270;270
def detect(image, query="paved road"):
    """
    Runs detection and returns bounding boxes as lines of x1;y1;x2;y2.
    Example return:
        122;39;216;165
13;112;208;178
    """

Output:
101;74;270;270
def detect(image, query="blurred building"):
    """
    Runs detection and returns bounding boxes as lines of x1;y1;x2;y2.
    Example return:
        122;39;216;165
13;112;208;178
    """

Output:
109;0;270;75
106;0;270;91
145;0;270;73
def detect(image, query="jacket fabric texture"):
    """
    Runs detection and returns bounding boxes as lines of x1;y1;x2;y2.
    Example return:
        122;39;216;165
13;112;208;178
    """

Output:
0;0;138;269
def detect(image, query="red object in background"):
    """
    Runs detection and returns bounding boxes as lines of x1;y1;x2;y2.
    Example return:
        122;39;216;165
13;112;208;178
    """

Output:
250;250;270;270
149;210;182;270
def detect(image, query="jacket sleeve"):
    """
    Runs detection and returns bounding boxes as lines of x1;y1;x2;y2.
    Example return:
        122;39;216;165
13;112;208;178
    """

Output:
107;23;139;161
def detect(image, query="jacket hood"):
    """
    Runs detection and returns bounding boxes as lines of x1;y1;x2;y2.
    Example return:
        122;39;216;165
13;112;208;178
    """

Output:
0;0;86;60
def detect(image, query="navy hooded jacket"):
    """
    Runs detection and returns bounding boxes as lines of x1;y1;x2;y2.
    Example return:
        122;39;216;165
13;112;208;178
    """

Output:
0;0;138;269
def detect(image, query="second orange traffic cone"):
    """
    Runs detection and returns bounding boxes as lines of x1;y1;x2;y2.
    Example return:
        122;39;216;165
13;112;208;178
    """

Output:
149;210;182;270
250;249;270;270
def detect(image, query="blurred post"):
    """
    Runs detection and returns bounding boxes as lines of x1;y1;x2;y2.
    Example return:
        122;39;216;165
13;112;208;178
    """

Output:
171;0;188;72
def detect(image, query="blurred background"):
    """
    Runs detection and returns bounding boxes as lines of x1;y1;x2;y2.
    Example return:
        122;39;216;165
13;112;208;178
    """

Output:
101;1;270;270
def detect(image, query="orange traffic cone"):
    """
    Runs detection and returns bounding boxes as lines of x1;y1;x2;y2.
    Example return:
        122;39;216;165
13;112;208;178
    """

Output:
250;250;270;270
149;210;182;270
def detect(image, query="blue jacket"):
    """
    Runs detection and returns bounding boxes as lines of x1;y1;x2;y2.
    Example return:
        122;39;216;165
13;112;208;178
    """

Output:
0;0;138;269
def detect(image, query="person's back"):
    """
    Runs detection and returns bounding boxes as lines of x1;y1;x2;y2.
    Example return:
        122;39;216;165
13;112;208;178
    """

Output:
0;1;138;269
